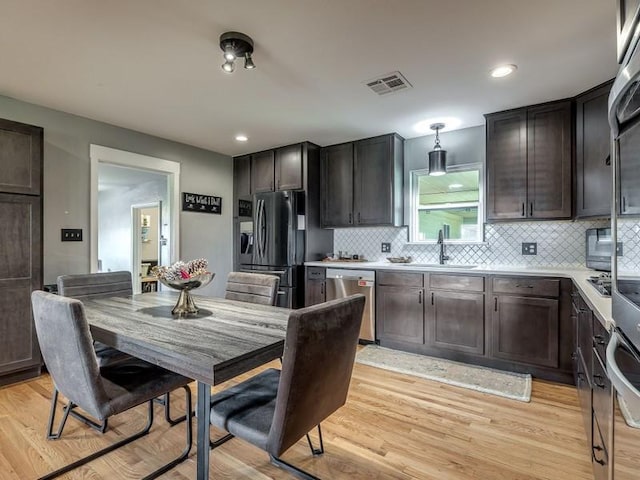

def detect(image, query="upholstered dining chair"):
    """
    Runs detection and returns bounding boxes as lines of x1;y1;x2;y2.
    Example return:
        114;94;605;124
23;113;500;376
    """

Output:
31;291;192;480
208;294;366;479
57;271;183;432
224;271;280;306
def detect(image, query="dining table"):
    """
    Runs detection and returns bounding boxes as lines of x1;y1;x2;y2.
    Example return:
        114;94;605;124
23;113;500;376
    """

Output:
81;291;291;480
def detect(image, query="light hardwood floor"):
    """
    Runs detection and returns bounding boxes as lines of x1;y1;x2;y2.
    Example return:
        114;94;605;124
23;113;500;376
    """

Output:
0;360;593;480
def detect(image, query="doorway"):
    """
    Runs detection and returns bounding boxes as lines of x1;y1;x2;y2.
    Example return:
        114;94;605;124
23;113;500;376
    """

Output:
90;145;180;292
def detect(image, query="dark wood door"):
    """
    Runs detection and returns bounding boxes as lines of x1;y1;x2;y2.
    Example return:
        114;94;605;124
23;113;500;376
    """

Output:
426;290;484;355
275;144;303;191
0;193;41;380
576;82;613;218
250;150;275;193
491;295;559;368
377;286;424;344
305;279;325;307
527;102;572;219
353;135;393;225
618;124;640;215
486;110;528;220
233;155;251;199
0;118;42;196
320;143;353;228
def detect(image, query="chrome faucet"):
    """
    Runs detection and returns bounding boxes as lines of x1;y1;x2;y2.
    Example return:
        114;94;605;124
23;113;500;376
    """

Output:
437;229;450;265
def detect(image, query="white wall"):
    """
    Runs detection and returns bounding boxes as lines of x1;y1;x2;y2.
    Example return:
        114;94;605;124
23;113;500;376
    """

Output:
0;94;233;297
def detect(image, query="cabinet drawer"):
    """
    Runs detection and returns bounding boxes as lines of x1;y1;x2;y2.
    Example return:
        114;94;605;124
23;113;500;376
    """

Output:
492;277;560;297
377;271;423;287
306;267;326;280
430;274;484;292
593;317;610;363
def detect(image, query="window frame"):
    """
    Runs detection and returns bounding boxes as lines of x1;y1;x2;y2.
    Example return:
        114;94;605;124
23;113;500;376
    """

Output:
409;162;485;244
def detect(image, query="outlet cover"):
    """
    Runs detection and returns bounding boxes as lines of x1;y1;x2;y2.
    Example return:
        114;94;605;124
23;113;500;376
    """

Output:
521;242;537;255
61;229;83;242
381;242;391;253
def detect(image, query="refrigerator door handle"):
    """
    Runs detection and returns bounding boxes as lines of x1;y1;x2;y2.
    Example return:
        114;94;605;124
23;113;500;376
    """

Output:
260;198;267;261
255;199;263;261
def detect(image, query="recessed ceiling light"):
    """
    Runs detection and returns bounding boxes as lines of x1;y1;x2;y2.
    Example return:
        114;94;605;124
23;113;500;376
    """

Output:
235;134;248;142
413;117;462;135
448;183;463;189
490;64;517;78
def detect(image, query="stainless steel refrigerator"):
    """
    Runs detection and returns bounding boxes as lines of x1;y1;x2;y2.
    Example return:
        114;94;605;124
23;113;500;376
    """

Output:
240;190;304;308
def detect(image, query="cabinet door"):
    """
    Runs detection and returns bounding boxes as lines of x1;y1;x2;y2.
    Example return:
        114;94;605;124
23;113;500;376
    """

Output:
0;194;41;379
233;155;251;198
0;118;42;196
275;144;303;191
576;83;613;218
377;286;424;344
305;279;325;307
618;125;640;215
486;110;528;220
426;291;484;355
353;135;393;225
491;295;559;368
575;349;593;440
320;143;353;228
250;150;275;193
527;102;572;219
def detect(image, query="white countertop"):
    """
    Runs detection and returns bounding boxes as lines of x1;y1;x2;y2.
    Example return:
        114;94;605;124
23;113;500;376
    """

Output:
305;261;613;329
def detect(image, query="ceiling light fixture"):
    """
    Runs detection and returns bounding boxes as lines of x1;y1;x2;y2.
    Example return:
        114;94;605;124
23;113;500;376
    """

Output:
490;64;517;78
413;117;461;135
219;31;256;73
235;134;248;142
428;123;447;176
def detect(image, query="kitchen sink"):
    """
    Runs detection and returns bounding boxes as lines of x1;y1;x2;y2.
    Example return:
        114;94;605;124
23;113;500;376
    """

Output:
398;264;477;269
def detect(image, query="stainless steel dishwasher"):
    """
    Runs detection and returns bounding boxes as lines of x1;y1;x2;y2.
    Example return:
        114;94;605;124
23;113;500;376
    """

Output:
325;269;375;342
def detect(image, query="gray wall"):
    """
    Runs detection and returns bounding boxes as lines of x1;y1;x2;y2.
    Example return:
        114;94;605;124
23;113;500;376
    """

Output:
0;94;232;297
403;125;485;224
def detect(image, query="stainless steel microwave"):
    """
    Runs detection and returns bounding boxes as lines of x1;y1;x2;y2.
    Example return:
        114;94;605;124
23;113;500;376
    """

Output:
586;228;613;271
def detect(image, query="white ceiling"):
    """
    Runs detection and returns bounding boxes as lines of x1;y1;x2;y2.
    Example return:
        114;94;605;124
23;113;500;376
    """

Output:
0;0;618;156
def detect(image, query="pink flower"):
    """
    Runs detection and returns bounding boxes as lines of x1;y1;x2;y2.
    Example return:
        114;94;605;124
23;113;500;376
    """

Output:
180;269;190;279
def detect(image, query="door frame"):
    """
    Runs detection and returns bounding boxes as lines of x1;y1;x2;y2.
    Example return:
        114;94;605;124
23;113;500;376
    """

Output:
90;144;180;274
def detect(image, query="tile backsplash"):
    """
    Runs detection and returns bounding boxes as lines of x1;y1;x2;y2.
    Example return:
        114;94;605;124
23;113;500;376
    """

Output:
334;220;611;267
618;219;640;271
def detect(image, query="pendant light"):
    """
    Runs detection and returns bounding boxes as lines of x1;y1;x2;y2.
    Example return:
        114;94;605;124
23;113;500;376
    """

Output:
428;123;447;176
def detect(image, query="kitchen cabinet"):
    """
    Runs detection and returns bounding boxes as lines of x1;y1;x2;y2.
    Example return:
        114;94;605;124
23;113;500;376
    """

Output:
321;133;403;228
616;0;640;62
618;125;640;215
427;290;484;355
275;144;303;191
305;267;326;306
233;155;251;199
576;81;614;218
250;150;275;193
0;118;43;386
486;100;572;221
376;272;424;344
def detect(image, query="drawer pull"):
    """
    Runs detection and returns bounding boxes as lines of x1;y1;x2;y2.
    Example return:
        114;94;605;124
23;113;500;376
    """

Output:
593;374;607;389
515;284;534;288
594;335;606;346
592;445;606;466
418;291;422;304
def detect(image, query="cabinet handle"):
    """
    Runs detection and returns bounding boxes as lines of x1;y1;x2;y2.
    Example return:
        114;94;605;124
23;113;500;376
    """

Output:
623;196;627;212
348;212;353;224
529;202;533;217
594;335;606;346
418;291;422;304
593;374;606;389
592;445;606;466
431;292;434;305
605;154;611;166
494;297;498;311
571;352;577;361
320;283;324;296
521;203;525;217
515;284;534;289
357;212;361;223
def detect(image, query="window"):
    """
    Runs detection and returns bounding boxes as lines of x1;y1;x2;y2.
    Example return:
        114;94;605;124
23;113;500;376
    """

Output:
410;164;484;243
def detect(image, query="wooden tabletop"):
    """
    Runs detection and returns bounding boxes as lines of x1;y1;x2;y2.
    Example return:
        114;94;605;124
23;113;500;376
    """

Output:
82;292;290;385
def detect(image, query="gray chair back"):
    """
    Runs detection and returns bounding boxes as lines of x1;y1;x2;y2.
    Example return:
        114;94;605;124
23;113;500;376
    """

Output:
57;271;133;299
31;291;109;419
266;294;365;456
225;272;280;306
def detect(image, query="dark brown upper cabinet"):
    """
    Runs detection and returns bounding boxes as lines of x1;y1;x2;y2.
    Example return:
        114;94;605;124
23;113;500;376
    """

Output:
485;100;572;221
618;122;640;215
321;133;403;228
275;144;303;191
0;118;42;196
575;81;614;218
250;150;275;193
617;0;640;63
233;154;251;199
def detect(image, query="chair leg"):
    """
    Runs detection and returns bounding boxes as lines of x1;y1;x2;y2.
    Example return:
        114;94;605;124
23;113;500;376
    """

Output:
46;388;72;440
38;386;193;480
210;432;234;450
306;424;324;456
154;391;190;426
269;454;322;480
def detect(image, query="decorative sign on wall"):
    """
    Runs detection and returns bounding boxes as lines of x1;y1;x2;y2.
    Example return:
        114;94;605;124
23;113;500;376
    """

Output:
238;199;252;217
182;192;222;214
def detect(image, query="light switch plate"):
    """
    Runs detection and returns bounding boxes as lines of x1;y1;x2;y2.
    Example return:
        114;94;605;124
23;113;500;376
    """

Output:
521;242;537;255
61;228;83;242
381;242;391;253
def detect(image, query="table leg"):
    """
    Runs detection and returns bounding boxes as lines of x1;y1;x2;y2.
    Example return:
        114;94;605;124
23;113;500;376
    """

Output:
196;381;211;480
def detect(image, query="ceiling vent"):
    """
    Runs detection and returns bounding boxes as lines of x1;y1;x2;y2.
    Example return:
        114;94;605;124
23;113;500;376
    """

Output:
364;71;413;96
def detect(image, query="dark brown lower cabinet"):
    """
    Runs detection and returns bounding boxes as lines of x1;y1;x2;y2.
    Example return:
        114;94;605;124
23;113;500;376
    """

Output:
305;279;325;306
426;291;484;355
491;295;559;368
377;285;424;344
